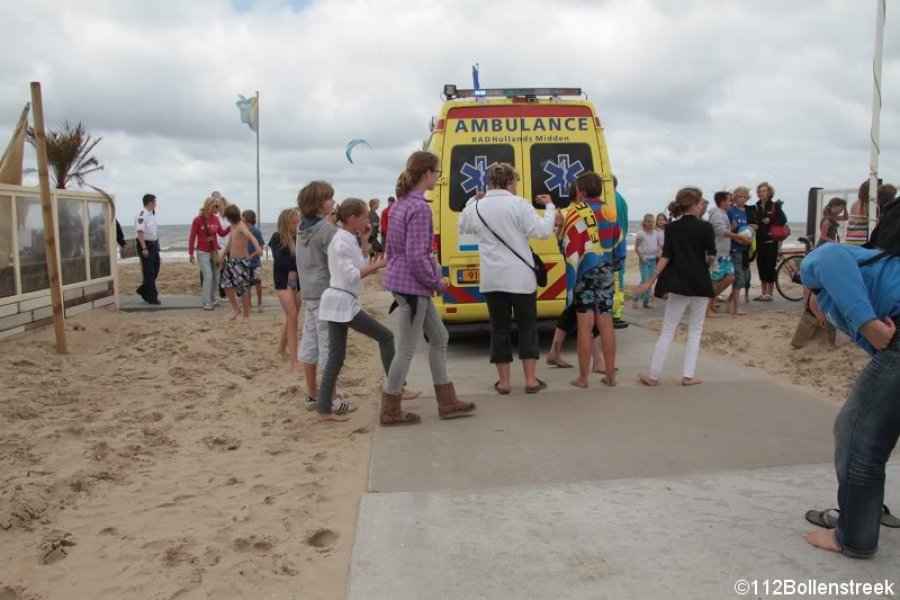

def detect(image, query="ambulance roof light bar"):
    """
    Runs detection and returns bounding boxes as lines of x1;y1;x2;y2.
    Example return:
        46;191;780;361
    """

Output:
443;85;582;100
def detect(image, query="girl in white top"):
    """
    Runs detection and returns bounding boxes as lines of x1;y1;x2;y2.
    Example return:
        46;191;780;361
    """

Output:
633;213;662;308
315;199;391;422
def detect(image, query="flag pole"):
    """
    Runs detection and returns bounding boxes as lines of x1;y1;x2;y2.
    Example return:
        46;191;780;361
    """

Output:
256;91;265;259
867;0;885;238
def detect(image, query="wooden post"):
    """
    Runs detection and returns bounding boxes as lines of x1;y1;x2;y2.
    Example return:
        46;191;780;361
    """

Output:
30;82;67;354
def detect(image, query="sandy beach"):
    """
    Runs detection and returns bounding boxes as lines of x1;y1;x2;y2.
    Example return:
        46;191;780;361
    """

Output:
1;262;386;600
1;259;869;599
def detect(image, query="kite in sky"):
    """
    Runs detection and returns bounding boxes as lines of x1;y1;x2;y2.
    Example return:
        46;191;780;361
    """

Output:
345;138;371;164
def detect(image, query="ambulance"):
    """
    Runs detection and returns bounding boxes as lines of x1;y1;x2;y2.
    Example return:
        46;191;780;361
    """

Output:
424;85;617;325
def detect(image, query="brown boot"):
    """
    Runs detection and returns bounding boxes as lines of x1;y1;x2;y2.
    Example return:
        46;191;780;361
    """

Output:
434;382;476;420
379;391;420;426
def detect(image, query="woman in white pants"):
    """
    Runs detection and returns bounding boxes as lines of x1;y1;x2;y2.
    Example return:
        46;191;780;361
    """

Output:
634;187;716;386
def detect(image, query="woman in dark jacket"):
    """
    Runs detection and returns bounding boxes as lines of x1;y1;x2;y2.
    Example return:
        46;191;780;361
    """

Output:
753;181;788;301
634;187;716;386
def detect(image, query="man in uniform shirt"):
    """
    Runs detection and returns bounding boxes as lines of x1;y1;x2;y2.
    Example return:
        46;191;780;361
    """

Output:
135;193;161;305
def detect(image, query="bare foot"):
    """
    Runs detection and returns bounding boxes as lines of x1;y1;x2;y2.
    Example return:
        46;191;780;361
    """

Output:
705;312;720;319
569;378;589;389
681;377;703;386
592;366;620;374
601;375;617;387
241;316;250;324
638;373;659;387
317;412;350;423
804;530;842;554
225;311;239;322
401;388;422;400
734;309;747;316
278;348;290;361
547;354;573;368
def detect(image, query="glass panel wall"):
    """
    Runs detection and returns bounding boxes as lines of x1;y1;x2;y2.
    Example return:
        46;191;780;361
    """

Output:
88;201;110;278
58;198;87;285
0;195;15;298
16;197;49;294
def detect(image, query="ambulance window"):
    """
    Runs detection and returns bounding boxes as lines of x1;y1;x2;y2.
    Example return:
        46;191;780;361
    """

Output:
448;144;516;212
530;143;594;206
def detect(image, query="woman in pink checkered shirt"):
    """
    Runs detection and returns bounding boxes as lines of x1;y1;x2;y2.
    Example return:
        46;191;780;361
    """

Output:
380;151;477;426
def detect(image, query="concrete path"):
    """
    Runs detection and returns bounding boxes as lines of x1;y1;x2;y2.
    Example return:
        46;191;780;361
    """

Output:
349;315;899;599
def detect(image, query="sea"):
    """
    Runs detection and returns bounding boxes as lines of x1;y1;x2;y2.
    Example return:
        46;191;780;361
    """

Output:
119;220;810;262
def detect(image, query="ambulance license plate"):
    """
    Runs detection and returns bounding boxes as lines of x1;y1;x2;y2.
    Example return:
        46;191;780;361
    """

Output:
457;269;480;284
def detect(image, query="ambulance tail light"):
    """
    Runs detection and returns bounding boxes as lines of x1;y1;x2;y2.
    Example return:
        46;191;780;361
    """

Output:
432;234;441;264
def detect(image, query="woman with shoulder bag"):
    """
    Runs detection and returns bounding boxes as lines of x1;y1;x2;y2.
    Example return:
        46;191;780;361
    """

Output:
753;181;788;301
458;163;556;394
188;195;231;310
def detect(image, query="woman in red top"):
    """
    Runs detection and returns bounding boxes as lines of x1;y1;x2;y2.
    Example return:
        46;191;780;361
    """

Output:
189;196;231;309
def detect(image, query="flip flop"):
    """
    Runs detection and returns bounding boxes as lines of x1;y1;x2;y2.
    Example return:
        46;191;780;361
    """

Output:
493;381;510;395
525;379;547;394
805;506;900;529
882;505;900;528
805;508;839;529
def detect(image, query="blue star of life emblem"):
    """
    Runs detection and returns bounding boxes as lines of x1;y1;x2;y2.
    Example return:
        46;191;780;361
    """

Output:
460;155;489;194
543;154;584;197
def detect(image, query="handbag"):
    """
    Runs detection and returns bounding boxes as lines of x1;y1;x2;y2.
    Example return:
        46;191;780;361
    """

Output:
766;202;790;242
202;218;219;263
769;223;790;242
474;201;548;287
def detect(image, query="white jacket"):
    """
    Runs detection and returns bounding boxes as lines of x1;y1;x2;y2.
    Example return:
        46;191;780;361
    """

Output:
458;189;556;294
319;229;366;323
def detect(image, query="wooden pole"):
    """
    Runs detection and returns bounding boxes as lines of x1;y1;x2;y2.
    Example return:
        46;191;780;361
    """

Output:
30;81;67;354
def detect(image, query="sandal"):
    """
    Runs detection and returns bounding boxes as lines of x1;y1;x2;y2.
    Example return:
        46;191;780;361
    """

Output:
601;375;616;387
493;381;510;395
882;505;900;528
805;508;839;529
525;379;547;394
805;506;900;529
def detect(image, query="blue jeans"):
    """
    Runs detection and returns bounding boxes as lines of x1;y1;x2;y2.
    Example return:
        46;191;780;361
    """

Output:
833;330;900;557
197;251;219;306
637;258;656;306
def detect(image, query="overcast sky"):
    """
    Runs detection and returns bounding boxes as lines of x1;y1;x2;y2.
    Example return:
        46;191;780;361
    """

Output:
2;0;898;225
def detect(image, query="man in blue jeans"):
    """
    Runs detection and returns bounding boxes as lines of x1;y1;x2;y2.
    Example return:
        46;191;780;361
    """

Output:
801;241;899;557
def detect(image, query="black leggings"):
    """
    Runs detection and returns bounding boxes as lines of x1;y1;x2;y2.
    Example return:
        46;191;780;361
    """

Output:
485;291;539;363
756;241;778;283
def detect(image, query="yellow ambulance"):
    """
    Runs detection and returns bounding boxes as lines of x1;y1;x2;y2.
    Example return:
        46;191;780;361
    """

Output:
424;85;616;324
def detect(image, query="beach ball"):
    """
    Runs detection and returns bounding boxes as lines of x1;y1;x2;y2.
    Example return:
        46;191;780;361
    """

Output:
737;226;755;241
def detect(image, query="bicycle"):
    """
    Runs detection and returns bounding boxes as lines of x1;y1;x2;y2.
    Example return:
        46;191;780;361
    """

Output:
774;236;814;302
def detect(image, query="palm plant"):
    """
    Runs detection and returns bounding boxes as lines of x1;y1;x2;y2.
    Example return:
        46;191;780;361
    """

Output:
26;121;104;189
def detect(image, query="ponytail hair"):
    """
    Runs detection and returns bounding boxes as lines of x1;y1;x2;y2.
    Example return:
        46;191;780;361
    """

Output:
396;151;439;198
487;163;518;190
669;187;703;219
335;198;368;225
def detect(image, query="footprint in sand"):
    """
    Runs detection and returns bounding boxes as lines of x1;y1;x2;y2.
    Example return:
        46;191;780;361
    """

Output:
232;535;274;554
305;528;337;552
202;435;241;451
38;530;76;565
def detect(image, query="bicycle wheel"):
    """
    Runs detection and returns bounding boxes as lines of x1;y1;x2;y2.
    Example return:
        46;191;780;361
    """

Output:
776;255;804;301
